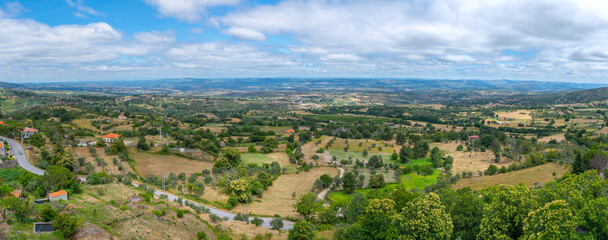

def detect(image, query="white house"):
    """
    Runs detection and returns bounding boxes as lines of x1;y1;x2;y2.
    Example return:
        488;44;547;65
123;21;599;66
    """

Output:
21;127;38;139
102;133;120;143
49;190;68;201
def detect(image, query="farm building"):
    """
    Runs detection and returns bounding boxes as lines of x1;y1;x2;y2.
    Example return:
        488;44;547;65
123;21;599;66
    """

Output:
10;189;21;198
21;127;38;139
49;190;68;201
470;135;480;140
285;129;295;133
118;114;128;119
102;133;120;143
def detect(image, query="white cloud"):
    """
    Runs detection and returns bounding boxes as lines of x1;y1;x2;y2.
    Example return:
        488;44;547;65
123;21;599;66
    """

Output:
0;2;28;17
145;0;241;22
65;0;98;17
223;27;266;41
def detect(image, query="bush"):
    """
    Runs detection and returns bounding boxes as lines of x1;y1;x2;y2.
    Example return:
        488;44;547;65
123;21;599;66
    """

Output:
53;213;80;238
197;231;207;240
270;217;284;230
252;216;264;226
209;213;222;222
485;164;499;175
176;210;184;218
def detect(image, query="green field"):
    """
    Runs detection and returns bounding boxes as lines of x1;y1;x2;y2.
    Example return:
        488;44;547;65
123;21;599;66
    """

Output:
393;157;433;167
0;168;25;182
327;169;440;204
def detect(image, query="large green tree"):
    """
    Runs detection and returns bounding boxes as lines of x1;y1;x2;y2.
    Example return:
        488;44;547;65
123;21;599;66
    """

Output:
477;185;536;240
288;220;315;240
396;193;453;240
522;200;578;239
293;193;321;221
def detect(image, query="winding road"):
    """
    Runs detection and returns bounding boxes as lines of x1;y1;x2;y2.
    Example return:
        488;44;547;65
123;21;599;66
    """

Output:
0;137;45;175
1;136;294;230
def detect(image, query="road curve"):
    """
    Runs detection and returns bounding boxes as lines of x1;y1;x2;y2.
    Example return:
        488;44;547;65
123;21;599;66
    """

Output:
0;137;45;176
317;167;345;200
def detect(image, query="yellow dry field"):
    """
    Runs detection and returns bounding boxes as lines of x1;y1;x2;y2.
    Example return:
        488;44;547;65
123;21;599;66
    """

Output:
596;127;608;135
538;134;566;143
301;136;333;164
72;147;133;175
430;142;512;174
452;163;570;190
197;183;229;202
218;220;286;240
198;126;227;133
232;167;340;218
130;150;213;178
496;110;533;120
261;126;293;133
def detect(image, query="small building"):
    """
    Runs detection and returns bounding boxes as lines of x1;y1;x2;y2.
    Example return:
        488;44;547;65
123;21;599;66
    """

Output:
0;121;5;126
10;189;21;198
118;114;128;120
102;133;120;143
284;129;295;133
33;222;55;233
21;127;39;139
49;190;68;201
470;135;480;140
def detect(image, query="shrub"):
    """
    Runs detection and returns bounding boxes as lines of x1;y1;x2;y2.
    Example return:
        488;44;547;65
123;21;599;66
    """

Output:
197;231;207;240
252;216;264;226
53;213;80;238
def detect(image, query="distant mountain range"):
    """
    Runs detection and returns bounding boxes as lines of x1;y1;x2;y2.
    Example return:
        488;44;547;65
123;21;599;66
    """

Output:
12;78;608;95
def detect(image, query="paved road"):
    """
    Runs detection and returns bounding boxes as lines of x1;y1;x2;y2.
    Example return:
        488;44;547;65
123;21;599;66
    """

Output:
134;183;295;230
0;137;45;176
317;167;344;201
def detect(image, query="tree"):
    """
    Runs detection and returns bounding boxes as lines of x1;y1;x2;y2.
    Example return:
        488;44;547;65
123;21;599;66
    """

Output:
137;136;150;150
2;196;34;222
342;172;357;194
270;217;284;230
319;174;333;188
413;141;429;158
477;185;535;239
56;151;75;170
42;166;76;193
95;138;105;147
399;146;414;163
288;220;315;240
430;147;443;168
395;133;407;145
360;198;398;239
369;174;385;188
220;147;241;167
248;145;257;153
344;193;366;223
251;216;264;226
367;155;383;169
389;186;420;213
293;193;321;221
449;187;484;240
257;171;273;189
396;193;453;240
580;196;608;238
523;200;577;239
262;138;279;152
54;213;80;238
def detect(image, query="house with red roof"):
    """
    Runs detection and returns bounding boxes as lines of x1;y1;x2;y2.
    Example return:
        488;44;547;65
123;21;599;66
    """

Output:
49;190;68;201
102;133;120;143
470;135;480;140
284;129;295;133
21;127;38;139
118;114;127;120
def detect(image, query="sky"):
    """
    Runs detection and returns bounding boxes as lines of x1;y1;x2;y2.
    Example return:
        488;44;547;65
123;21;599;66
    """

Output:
1;0;608;83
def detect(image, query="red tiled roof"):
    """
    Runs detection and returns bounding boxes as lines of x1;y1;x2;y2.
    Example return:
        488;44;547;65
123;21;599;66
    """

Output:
285;129;295;133
49;190;67;198
102;133;120;139
22;127;38;133
0;121;5;125
11;190;21;198
470;135;480;139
